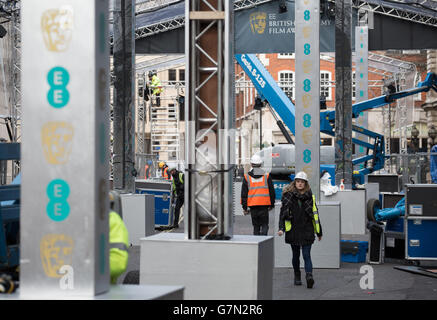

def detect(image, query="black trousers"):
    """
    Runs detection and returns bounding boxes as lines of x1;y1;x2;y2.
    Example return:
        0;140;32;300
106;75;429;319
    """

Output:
154;93;161;107
250;206;269;235
173;197;184;226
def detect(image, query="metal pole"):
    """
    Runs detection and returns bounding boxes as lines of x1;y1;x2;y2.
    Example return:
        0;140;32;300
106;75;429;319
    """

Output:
217;0;224;235
335;0;353;189
259;109;262;150
113;0;135;193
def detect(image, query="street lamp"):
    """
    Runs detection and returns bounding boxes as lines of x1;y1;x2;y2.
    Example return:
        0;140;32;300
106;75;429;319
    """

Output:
411;124;419;153
429;124;437;147
254;96;264;150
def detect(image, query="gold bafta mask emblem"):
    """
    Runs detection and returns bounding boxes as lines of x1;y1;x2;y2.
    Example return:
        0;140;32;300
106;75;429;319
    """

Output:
98;69;107;110
41;7;74;52
302;165;313;179
249;12;267;34
40;234;74;278
302;129;313;144
302;26;311;39
41;122;74;165
302;93;312;109
302;60;312;74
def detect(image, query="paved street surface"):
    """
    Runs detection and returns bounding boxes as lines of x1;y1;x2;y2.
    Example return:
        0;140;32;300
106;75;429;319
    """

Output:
120;212;437;300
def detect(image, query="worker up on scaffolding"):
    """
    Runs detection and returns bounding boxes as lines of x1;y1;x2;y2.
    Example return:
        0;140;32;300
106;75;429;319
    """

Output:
148;70;163;107
158;161;170;180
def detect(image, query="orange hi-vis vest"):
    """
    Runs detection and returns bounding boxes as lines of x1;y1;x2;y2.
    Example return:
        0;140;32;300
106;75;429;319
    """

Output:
245;173;271;207
162;167;170;180
144;165;151;179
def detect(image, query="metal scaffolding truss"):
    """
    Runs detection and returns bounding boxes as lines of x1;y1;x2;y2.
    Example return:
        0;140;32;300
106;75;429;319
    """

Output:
353;0;437;28
135;0;273;13
186;0;234;239
134;0;273;39
135;15;185;40
368;52;417;73
135;54;184;73
323;51;416;78
136;0;183;15
133;0;437;42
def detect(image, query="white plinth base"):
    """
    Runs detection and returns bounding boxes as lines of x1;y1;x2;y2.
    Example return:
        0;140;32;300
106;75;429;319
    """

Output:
121;193;155;246
321;189;366;235
140;233;274;300
0;285;184;300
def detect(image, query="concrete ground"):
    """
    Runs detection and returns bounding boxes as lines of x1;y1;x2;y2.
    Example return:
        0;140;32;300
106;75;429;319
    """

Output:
120;213;437;300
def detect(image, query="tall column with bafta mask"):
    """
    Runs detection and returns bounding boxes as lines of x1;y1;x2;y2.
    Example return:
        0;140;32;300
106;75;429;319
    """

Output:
295;0;320;199
21;0;110;297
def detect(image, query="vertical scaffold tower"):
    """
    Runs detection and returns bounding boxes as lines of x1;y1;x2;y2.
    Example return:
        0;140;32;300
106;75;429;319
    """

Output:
185;0;235;239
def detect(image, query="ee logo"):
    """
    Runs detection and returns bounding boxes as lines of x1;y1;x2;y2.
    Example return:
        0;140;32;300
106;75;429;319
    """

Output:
46;179;70;222
47;67;70;108
303;149;311;163
303;113;311;128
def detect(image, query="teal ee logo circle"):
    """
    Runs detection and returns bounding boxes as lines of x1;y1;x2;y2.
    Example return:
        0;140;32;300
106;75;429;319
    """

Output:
304;43;311;55
46;179;70;222
303;79;311;92
303;113;312;128
47;67;70;108
303;149;312;163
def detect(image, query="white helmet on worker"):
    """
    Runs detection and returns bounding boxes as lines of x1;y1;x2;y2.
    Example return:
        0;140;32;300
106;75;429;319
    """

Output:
250;154;263;167
295;171;308;182
168;166;177;173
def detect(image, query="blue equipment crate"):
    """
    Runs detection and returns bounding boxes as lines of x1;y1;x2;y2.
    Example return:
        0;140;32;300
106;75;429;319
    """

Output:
406;219;437;259
341;240;368;263
135;180;174;228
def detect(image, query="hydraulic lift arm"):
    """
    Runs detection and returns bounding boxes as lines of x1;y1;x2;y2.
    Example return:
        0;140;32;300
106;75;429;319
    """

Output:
236;53;437;182
320;72;437;181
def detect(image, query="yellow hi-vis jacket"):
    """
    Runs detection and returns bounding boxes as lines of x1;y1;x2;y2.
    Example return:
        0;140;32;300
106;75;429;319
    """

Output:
151;75;163;95
284;194;321;234
109;211;129;284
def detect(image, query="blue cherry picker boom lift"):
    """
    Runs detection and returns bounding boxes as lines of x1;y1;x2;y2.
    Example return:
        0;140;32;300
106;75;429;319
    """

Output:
235;53;437;185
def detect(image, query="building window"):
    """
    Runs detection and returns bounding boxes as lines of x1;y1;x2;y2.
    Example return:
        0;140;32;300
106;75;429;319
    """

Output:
278;71;294;100
278;53;295;59
320;71;332;101
168;69;176;85
179;69;185;83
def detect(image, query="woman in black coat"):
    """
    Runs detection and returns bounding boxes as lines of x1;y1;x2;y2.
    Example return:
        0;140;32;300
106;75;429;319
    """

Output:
278;171;322;288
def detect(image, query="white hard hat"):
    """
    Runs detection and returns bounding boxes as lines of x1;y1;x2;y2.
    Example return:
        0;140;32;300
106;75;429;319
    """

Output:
250;154;263;166
295;171;308;182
